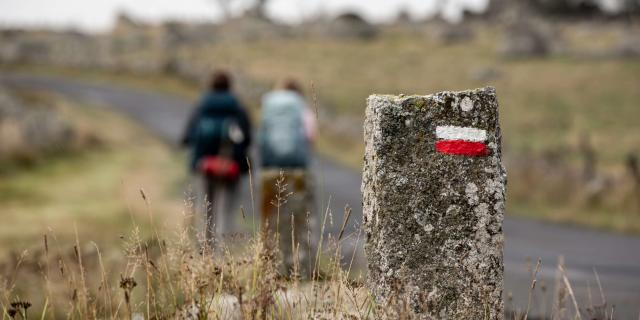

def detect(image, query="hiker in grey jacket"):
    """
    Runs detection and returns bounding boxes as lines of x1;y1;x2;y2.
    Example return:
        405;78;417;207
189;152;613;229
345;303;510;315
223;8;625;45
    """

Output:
260;79;316;168
259;78;317;278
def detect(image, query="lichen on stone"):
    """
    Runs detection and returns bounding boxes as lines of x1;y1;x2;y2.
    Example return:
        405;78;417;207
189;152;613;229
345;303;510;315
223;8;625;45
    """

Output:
363;87;505;319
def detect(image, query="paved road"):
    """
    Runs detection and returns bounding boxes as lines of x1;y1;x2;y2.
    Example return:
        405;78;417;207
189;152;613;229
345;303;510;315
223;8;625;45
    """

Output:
3;74;639;318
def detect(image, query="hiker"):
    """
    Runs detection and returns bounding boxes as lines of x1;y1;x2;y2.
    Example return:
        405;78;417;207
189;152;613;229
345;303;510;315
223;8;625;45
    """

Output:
259;78;317;278
182;70;252;248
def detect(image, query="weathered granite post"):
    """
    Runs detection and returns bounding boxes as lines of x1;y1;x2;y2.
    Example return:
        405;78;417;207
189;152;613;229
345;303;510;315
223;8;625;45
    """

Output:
362;87;506;319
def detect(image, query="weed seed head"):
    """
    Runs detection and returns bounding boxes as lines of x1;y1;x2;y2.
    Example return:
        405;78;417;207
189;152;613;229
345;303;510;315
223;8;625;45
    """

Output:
10;300;32;311
119;276;137;291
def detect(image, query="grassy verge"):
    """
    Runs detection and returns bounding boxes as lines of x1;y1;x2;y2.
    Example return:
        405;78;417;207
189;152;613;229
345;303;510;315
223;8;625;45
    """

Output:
0;90;185;257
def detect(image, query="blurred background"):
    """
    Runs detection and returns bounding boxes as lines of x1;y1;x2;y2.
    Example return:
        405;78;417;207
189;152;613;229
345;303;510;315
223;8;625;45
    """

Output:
2;0;640;236
0;0;639;317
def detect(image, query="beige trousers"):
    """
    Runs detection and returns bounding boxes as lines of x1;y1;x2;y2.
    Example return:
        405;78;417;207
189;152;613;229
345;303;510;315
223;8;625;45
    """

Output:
260;169;317;279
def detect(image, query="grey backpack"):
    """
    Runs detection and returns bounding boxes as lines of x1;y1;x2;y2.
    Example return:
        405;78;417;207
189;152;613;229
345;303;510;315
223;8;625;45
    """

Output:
260;91;309;168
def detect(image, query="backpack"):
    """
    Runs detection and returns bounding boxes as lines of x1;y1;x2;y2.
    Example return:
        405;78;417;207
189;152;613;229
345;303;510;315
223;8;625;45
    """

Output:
193;116;244;181
260;92;309;168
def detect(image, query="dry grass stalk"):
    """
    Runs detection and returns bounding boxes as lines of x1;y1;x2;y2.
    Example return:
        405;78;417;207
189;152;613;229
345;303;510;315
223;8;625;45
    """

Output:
0;177;617;320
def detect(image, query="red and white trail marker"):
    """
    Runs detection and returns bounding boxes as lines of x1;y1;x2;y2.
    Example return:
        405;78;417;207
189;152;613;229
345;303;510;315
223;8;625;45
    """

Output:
364;88;505;319
435;125;488;157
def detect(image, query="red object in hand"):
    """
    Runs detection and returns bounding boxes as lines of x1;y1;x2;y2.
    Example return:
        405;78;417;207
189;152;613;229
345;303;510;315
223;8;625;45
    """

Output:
435;140;488;157
199;156;240;180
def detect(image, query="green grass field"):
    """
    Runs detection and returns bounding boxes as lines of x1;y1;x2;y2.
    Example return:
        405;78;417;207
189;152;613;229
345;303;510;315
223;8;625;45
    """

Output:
0;91;185;256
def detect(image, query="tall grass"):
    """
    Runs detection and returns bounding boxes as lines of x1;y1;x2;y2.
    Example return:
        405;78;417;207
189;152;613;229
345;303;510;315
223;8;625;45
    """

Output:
1;173;379;319
0;175;617;319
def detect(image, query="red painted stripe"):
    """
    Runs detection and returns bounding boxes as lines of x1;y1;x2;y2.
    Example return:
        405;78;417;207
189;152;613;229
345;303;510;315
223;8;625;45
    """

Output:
435;140;488;157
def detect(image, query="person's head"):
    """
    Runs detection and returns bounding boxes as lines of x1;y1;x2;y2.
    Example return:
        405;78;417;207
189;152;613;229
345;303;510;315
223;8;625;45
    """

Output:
277;78;303;96
209;70;232;92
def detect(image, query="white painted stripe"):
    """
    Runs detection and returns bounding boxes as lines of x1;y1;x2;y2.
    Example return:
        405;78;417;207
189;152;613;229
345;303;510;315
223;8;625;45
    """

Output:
435;125;487;142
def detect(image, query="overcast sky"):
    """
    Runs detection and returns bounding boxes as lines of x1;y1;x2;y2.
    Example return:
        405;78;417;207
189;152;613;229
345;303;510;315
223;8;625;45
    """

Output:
0;0;488;32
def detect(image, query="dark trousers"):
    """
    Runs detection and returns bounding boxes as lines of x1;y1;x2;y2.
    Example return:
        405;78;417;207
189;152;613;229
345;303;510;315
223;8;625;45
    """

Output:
198;175;239;248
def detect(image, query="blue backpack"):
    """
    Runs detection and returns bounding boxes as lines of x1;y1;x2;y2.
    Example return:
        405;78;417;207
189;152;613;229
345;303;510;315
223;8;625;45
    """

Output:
260;91;309;168
192;115;244;170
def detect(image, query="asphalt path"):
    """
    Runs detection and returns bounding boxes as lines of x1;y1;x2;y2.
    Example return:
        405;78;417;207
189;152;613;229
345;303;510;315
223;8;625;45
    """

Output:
2;74;639;318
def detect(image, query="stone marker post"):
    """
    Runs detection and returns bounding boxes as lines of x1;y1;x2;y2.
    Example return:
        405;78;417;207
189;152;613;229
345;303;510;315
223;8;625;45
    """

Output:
362;87;506;319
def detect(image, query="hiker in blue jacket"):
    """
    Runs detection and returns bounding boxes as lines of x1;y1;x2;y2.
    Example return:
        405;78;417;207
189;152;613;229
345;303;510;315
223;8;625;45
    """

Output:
182;70;252;248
